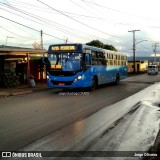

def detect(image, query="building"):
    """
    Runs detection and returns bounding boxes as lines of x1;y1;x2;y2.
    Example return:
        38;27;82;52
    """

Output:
0;45;47;88
128;56;160;73
128;60;148;73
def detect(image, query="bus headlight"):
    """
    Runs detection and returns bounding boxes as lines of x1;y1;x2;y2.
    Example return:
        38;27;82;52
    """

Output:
77;76;82;80
47;75;51;81
74;75;82;82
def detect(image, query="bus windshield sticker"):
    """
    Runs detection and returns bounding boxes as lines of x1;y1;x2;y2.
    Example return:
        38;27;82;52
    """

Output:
51;64;62;69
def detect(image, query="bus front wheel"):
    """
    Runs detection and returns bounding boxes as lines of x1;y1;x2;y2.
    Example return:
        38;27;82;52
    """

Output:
90;76;97;91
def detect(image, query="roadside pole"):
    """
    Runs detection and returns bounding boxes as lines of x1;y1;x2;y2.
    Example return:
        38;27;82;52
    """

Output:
128;30;140;73
26;53;30;87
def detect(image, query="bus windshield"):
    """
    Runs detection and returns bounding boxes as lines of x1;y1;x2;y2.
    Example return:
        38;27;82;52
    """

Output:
48;52;82;71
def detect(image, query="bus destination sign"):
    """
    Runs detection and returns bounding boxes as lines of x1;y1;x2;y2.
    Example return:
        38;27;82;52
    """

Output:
52;46;76;51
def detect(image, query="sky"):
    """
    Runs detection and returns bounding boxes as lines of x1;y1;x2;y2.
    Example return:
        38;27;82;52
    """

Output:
19;83;160;158
0;0;160;57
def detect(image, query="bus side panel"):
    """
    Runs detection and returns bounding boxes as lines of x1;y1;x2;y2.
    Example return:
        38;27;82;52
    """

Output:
105;66;116;83
119;65;128;80
83;70;92;88
82;66;106;87
91;66;106;85
104;65;128;83
86;66;115;85
83;65;128;87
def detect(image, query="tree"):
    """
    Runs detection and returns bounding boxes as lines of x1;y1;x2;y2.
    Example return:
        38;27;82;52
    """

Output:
86;40;104;48
86;40;117;51
104;44;117;51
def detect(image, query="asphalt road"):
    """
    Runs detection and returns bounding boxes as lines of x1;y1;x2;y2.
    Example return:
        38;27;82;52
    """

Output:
0;73;160;151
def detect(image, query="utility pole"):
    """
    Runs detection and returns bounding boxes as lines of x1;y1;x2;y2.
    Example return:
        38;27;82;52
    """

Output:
152;42;159;64
40;30;43;49
40;30;43;82
27;53;30;88
128;30;140;73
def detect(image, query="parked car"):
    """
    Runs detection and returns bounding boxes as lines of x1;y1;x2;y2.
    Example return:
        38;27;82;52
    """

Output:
147;65;158;75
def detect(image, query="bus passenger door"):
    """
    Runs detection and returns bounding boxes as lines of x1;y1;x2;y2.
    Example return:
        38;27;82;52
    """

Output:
84;53;91;71
84;53;92;86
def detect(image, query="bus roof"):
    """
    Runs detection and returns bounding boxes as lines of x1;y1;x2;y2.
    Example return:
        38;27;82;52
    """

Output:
83;44;127;56
48;43;127;56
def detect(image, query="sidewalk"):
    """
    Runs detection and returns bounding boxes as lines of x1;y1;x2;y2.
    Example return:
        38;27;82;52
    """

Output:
0;82;49;98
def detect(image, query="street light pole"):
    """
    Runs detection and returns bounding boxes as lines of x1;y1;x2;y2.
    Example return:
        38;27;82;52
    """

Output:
152;43;159;64
133;32;136;73
128;30;140;73
5;36;14;46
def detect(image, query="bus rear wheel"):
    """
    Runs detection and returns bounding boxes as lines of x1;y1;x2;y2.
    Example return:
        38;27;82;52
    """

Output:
90;76;97;91
115;74;120;85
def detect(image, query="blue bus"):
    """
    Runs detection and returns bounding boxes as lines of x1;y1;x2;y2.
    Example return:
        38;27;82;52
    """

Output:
44;43;128;90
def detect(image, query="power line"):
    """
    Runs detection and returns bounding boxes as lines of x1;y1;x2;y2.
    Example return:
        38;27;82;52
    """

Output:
0;1;132;49
140;31;155;42
0;26;34;40
0;2;107;42
0;9;90;42
10;0;104;20
0;16;65;41
0;2;58;28
0;6;52;30
69;0;97;17
82;0;159;22
0;15;39;32
1;1;133;47
0;3;79;39
9;1;127;44
37;0;121;39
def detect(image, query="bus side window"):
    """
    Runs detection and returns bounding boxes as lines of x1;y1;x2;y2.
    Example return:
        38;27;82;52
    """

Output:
92;51;98;65
97;52;105;65
106;59;108;66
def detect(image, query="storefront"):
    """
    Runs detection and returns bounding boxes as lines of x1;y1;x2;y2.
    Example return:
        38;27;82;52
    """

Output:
0;46;47;88
128;60;148;73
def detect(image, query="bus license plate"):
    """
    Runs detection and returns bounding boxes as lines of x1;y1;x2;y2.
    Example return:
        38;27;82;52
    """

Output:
59;83;65;86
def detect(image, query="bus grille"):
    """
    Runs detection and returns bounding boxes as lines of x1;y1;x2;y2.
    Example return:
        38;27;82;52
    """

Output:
49;71;78;76
51;80;73;86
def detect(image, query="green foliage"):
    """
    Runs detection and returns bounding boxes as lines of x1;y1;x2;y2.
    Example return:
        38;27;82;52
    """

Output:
86;40;117;51
86;40;104;48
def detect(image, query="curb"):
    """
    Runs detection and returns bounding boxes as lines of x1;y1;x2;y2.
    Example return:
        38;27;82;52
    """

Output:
0;90;33;98
11;90;33;96
0;87;51;99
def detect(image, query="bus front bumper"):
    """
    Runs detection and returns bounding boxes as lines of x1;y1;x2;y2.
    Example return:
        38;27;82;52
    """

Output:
47;78;90;89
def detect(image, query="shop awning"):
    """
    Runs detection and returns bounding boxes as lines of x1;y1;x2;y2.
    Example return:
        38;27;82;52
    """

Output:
0;46;47;56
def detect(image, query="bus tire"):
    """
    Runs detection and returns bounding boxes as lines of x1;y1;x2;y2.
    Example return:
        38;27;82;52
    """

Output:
90;76;97;91
115;74;120;85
